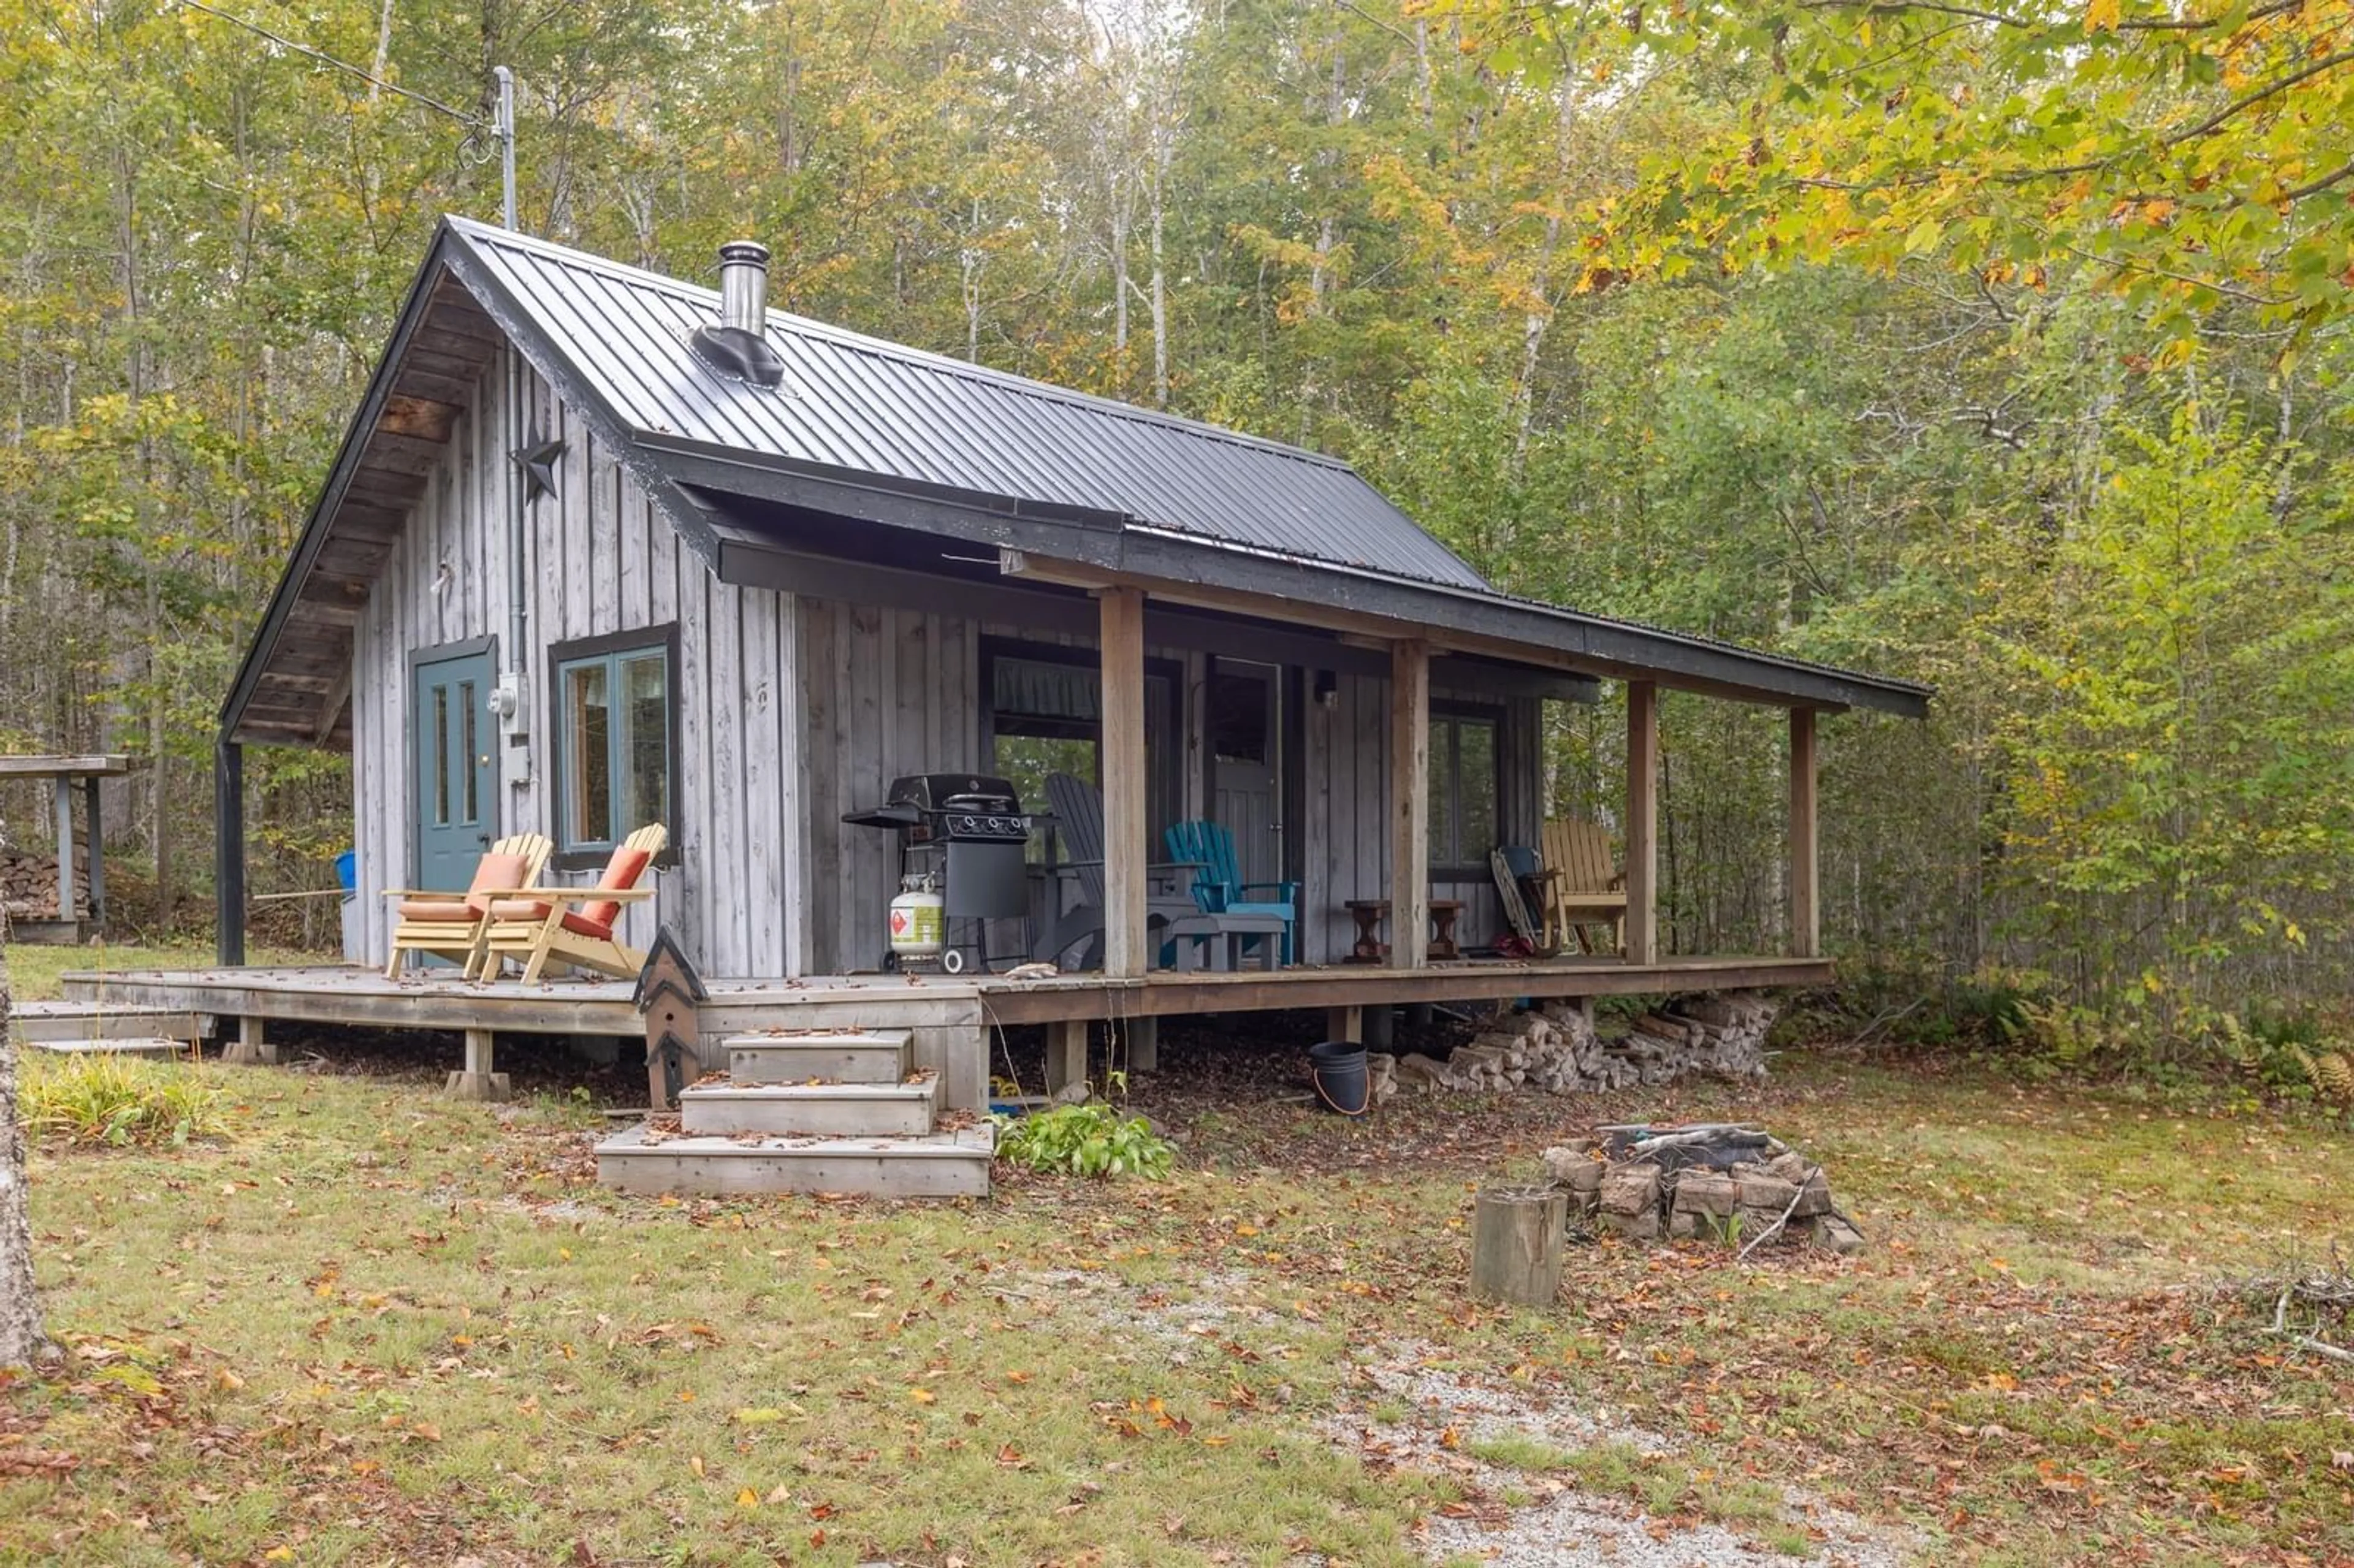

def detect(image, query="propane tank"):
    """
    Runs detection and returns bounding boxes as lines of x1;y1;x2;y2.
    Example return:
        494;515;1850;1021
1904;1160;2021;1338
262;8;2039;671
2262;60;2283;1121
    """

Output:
888;873;945;964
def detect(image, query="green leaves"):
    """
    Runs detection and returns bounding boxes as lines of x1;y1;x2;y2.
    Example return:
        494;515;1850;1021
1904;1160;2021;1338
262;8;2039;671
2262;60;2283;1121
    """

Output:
993;1102;1175;1181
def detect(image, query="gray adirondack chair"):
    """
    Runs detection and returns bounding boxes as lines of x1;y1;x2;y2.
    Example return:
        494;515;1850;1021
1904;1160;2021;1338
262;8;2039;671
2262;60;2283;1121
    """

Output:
1033;772;1200;970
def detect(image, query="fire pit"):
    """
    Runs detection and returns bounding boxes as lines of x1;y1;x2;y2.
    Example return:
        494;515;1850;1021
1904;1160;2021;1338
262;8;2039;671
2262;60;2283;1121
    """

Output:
1545;1124;1864;1255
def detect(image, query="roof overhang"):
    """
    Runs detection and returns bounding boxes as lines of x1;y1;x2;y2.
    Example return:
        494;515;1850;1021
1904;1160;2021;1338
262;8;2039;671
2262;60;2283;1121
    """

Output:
653;434;1931;717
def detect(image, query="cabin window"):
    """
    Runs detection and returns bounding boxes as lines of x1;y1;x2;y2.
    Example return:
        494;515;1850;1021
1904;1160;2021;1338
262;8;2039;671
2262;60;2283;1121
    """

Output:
551;628;676;862
1427;709;1500;873
980;638;1182;859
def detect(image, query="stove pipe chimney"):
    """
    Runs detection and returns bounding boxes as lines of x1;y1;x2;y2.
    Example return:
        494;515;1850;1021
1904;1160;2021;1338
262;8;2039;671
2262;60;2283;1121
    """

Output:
690;238;787;389
717;240;769;335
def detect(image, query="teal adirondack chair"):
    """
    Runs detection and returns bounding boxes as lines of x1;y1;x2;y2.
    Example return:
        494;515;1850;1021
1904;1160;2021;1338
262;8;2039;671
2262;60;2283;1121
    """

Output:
1162;820;1298;967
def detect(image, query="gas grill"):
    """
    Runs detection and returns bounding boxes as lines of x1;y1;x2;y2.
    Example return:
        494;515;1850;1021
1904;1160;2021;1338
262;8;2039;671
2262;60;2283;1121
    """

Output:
842;773;1035;972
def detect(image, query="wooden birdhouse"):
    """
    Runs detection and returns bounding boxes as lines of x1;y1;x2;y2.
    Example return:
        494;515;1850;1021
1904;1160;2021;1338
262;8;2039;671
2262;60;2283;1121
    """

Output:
632;927;707;1109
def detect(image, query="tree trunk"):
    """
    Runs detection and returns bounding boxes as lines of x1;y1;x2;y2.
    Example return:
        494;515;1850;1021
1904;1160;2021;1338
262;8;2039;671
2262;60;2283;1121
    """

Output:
0;942;48;1368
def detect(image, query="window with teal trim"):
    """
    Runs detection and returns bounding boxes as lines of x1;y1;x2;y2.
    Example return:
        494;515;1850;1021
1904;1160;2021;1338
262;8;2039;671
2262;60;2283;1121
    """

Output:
554;638;672;853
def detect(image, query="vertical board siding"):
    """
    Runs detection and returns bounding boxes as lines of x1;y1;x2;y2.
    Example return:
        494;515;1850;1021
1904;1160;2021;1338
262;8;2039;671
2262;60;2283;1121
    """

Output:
348;355;799;978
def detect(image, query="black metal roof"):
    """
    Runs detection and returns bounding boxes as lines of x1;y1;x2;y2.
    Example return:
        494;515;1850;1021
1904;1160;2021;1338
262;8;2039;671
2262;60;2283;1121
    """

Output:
448;218;1491;592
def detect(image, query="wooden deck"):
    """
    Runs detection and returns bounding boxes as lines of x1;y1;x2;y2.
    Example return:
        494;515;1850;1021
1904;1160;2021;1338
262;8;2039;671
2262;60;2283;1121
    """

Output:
55;954;1830;1035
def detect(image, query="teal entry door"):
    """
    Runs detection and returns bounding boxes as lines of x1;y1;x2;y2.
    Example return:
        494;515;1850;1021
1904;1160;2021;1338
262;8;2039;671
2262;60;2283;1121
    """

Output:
413;646;497;889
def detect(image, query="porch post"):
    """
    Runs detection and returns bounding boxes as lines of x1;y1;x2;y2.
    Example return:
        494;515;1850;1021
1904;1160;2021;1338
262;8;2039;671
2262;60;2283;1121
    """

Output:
1099;586;1149;977
51;776;75;923
216;737;246;966
1789;707;1819;959
1389;639;1430;970
1623;680;1658;965
83;775;105;926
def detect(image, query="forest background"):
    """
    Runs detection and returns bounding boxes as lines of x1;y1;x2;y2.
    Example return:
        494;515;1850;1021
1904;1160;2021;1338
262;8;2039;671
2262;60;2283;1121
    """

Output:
2;0;2351;1061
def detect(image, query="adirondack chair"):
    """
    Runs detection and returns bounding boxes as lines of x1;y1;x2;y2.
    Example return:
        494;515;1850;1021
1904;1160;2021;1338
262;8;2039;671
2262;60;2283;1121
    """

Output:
1164;818;1298;967
478;824;666;983
1535;817;1629;955
1035;772;1200;969
380;832;554;980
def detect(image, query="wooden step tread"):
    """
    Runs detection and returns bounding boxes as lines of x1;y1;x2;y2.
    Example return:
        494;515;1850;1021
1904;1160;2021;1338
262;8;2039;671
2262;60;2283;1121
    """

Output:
681;1080;935;1102
679;1075;937;1137
717;1028;914;1048
23;1037;191;1057
596;1123;992;1200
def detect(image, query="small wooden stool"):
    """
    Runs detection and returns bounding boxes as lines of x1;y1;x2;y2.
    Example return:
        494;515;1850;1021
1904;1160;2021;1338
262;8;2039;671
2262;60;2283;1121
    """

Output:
1343;898;1465;962
1428;899;1465;961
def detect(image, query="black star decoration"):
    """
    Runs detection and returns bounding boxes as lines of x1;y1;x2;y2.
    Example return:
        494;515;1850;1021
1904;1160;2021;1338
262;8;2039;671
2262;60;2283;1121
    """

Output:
511;428;565;502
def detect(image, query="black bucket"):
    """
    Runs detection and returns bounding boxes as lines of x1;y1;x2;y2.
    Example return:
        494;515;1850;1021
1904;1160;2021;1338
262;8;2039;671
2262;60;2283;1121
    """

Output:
1308;1041;1370;1116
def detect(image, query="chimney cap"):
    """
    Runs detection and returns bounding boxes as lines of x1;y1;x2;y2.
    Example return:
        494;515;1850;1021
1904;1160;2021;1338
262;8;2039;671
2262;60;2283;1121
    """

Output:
692;235;786;389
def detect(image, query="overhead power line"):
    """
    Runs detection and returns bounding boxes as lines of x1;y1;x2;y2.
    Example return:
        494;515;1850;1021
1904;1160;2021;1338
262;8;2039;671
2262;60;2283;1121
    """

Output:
173;0;485;126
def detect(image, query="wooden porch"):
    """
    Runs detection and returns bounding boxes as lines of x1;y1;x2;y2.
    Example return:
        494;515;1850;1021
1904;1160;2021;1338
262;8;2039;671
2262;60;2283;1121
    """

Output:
51;953;1832;1109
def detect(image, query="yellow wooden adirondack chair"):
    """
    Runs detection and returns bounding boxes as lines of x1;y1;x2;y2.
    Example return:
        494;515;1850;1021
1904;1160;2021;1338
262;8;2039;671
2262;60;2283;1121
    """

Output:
478;823;666;983
1534;818;1629;955
380;833;555;979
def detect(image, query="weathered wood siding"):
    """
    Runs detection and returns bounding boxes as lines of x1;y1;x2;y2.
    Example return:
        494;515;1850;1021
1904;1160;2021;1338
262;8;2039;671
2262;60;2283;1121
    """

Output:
1298;677;1541;962
349;349;799;978
346;350;1544;981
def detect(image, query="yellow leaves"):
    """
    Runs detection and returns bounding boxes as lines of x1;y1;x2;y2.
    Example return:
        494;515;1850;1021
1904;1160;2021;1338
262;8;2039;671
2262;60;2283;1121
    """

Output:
734;1486;759;1509
908;1387;937;1405
2085;0;2122;33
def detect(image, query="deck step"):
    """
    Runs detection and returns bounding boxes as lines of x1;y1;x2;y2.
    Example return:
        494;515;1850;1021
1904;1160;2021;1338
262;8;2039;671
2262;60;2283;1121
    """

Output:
10;1001;204;1043
679;1076;937;1137
23;1037;190;1058
722;1028;912;1086
596;1123;992;1199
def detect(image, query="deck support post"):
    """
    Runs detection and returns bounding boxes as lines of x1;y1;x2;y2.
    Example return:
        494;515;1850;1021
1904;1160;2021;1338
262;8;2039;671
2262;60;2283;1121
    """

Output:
445;1028;511;1102
1124;1016;1159;1074
215;738;246;967
1045;1018;1089;1094
1324;1004;1362;1044
1389;639;1430;971
1624;681;1659;966
51;777;75;924
223;1015;275;1067
1789;707;1819;960
83;776;104;926
1099;587;1149;978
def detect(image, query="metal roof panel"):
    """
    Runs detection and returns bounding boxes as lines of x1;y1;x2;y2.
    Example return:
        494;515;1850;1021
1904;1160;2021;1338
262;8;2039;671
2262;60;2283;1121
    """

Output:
449;218;1492;591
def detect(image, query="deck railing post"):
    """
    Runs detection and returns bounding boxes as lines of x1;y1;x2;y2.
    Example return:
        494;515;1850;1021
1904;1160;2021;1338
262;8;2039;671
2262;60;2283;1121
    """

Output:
1390;638;1431;970
1099;586;1149;978
1623;681;1658;965
1789;707;1819;959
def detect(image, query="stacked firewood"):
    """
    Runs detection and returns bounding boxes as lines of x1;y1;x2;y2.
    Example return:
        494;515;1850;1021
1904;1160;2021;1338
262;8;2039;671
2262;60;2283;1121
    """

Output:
0;851;84;918
1382;991;1776;1096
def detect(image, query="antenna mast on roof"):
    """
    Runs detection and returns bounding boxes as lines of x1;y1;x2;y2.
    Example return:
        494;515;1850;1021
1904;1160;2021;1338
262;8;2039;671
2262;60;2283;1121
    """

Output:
493;66;517;232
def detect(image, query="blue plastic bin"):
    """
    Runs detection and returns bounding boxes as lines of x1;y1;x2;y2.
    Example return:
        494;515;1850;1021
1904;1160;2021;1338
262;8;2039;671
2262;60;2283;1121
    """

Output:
333;849;357;891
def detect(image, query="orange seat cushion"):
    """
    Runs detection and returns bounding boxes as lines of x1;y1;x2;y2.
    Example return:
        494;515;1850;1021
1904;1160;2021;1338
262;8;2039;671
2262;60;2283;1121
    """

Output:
489;898;555;921
579;847;652;931
559;908;614;941
397;899;476;923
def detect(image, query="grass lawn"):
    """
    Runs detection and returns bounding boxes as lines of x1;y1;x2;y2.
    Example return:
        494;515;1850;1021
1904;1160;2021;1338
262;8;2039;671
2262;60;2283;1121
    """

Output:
2;1033;2349;1566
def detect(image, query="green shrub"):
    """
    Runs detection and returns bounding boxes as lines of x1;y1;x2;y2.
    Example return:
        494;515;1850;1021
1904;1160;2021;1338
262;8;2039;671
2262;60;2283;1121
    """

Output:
992;1100;1174;1179
23;1054;229;1148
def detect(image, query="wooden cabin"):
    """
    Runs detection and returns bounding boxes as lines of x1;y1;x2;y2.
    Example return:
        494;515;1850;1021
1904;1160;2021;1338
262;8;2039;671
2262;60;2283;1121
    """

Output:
175;219;1926;1184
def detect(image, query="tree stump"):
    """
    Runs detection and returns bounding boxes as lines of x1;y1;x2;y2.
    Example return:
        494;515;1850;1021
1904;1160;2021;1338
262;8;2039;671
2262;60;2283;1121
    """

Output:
1469;1185;1566;1307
